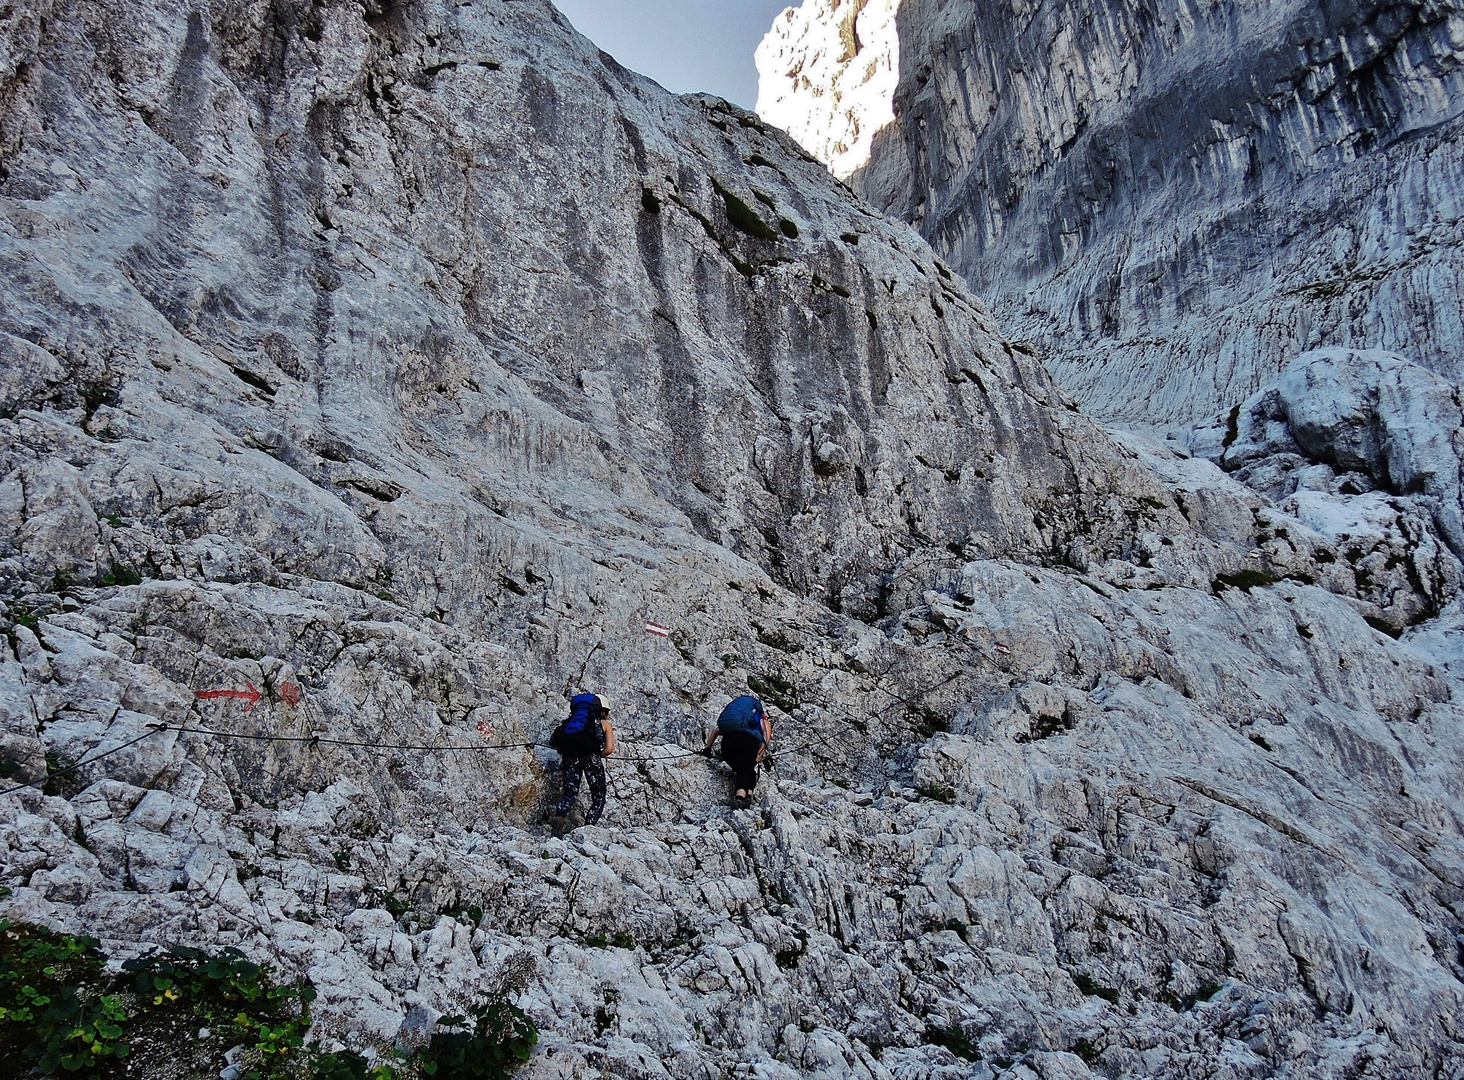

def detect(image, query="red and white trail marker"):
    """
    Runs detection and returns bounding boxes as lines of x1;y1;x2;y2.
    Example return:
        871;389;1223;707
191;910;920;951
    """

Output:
645;621;670;638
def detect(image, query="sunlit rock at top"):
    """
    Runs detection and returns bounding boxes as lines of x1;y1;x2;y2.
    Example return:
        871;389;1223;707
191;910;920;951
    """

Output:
755;0;901;178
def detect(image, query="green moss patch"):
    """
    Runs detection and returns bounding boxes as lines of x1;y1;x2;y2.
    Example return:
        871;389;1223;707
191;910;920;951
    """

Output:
710;178;780;242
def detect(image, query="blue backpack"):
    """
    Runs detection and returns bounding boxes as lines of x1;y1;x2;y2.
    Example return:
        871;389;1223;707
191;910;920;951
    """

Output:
717;696;766;743
550;694;605;756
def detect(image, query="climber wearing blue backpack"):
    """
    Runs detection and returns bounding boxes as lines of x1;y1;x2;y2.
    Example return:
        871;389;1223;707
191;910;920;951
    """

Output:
700;694;771;807
548;692;615;835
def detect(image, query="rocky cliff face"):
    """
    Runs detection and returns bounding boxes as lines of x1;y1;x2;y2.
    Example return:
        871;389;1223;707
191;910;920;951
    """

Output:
759;0;1464;426
3;1;1464;1078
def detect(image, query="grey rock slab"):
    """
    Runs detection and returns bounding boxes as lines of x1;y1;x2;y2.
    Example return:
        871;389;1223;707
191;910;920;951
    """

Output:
1224;348;1464;552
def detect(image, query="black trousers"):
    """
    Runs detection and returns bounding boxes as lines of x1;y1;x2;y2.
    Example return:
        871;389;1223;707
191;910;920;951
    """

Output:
555;755;606;823
722;731;762;792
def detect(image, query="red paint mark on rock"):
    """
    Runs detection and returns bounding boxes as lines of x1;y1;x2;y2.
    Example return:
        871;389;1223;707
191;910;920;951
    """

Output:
476;719;494;738
195;681;261;712
279;682;302;707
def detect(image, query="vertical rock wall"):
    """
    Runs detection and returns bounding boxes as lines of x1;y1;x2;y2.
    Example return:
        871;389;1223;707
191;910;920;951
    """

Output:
760;0;1464;426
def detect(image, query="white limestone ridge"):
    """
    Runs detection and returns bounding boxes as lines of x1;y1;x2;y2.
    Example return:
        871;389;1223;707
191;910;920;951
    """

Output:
755;0;900;179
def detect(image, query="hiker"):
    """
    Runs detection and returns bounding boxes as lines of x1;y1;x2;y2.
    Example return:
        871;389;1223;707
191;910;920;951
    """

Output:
700;694;770;807
549;692;615;834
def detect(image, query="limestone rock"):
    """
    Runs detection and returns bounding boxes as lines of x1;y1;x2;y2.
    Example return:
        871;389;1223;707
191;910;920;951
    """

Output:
759;0;1464;425
755;0;902;181
0;2;1462;1079
1223;349;1464;553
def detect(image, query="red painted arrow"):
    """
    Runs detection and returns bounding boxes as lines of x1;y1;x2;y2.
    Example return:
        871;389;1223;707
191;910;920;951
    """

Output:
195;681;261;712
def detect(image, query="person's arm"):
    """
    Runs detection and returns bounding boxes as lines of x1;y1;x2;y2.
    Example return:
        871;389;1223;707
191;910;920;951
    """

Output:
701;728;719;755
600;717;615;757
755;713;771;762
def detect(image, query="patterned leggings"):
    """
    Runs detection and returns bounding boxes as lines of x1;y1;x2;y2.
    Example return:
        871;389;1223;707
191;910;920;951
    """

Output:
555;755;607;823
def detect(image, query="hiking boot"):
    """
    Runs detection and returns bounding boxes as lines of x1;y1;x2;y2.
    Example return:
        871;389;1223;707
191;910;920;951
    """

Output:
550;813;568;837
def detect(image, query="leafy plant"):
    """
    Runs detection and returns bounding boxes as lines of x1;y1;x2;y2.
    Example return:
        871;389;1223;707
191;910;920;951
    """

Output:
746;672;798;713
6;601;40;633
1015;711;1074;743
429;998;538;1079
912;706;950;738
1070;1037;1101;1063
1073;971;1120;1004
0;919;128;1079
915;780;956;804
42;752;79;799
123;944;315;1078
97;566;142;588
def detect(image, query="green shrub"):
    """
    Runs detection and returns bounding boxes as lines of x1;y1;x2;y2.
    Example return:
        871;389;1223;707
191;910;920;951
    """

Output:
1073;971;1120;1004
915;781;956;804
746;672;798;712
923;1022;975;1061
1070;1037;1101;1063
97;566;143;588
429;999;538;1079
0;921;128;1078
912;706;951;738
6;601;41;634
0;922;535;1080
710;178;780;242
